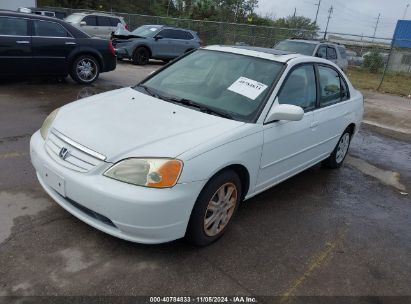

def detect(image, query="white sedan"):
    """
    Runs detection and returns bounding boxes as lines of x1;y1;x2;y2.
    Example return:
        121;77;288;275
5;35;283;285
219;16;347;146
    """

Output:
30;46;363;246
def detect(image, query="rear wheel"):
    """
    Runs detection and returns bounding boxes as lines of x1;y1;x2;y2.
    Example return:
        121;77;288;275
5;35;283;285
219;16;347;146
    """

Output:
186;170;242;246
70;55;100;84
322;130;351;169
132;47;150;65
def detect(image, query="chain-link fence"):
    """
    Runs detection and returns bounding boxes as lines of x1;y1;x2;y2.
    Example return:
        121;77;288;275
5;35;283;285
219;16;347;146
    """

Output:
49;7;411;96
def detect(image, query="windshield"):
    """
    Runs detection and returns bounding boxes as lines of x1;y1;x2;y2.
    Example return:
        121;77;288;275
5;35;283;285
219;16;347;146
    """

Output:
132;25;162;37
274;41;316;56
64;13;84;23
137;49;284;122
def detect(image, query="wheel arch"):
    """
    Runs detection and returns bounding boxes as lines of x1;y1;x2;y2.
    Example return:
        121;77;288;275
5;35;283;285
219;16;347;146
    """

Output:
68;50;104;71
203;164;250;202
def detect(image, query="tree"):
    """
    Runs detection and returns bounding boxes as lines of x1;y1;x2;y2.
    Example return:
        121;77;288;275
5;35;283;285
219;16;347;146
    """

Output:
273;15;319;38
363;50;384;73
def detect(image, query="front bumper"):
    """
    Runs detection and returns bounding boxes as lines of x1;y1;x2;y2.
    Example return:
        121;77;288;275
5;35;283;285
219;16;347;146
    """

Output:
115;48;130;59
30;131;205;244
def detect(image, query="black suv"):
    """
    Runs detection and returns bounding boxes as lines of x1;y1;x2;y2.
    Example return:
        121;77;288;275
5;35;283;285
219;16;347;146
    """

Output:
0;11;116;84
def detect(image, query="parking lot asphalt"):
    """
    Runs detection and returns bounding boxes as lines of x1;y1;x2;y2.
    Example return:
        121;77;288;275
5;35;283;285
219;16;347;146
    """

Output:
0;62;410;298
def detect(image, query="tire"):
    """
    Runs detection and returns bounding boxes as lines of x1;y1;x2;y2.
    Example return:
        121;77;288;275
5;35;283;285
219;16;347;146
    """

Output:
132;47;150;65
185;170;242;246
70;55;100;84
322;129;352;169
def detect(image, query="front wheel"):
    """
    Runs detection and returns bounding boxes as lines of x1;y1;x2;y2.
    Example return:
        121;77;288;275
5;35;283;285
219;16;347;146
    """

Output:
185;170;242;246
132;47;150;65
322;130;351;169
70;55;100;84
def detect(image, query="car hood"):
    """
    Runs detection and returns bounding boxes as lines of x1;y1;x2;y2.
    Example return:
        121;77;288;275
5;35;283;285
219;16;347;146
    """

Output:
52;88;245;162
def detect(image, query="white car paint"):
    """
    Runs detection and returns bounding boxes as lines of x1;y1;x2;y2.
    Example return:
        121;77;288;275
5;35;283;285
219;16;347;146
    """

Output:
30;46;363;244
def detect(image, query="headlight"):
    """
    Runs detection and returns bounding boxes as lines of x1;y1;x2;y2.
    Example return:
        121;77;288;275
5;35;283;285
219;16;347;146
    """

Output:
104;158;183;188
40;108;59;139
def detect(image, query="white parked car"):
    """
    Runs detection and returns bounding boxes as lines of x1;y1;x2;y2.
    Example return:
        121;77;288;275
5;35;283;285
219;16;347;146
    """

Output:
30;46;364;246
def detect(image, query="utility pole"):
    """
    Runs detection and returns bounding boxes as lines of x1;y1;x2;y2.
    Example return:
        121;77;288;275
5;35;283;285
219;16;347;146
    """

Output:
293;8;297;17
404;4;410;19
372;13;381;42
167;0;172;17
323;5;333;40
314;0;322;24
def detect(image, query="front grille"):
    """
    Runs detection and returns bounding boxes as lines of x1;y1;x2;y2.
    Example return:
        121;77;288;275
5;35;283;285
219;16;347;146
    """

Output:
45;130;104;173
65;196;117;228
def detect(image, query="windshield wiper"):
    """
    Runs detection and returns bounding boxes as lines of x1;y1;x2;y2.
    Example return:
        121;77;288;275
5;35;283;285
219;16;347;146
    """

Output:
163;96;234;120
136;84;159;98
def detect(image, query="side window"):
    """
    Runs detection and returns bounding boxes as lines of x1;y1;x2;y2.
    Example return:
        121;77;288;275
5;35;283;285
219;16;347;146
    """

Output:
318;65;348;107
83;16;97;26
338;46;347;59
183;31;194;40
0;17;28;36
173;30;185;39
33;20;70;37
110;18;121;27
158;29;173;38
278;65;317;112
316;46;327;58
97;16;111;26
327;47;337;60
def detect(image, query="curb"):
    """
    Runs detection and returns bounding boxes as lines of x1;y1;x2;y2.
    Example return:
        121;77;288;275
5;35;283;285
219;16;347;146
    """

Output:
362;121;411;143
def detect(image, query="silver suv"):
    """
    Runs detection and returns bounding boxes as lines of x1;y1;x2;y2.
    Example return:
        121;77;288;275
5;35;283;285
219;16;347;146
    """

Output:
274;39;348;71
65;12;127;39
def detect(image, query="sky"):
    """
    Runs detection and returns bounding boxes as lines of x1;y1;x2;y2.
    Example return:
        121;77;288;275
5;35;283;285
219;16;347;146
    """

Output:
256;0;411;39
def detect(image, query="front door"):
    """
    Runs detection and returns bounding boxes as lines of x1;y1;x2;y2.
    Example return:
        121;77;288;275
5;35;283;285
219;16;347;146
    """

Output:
256;64;320;192
0;16;32;75
31;20;77;75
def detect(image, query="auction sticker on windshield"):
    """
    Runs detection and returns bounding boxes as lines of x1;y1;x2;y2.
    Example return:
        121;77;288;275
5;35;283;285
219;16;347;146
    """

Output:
227;77;268;100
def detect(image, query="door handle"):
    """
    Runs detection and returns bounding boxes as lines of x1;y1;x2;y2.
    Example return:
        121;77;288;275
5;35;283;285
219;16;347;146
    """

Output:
311;121;320;128
65;42;76;45
16;40;30;44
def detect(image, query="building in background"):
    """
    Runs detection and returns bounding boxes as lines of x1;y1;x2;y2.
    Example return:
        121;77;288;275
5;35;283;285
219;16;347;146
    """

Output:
0;0;37;11
390;20;411;73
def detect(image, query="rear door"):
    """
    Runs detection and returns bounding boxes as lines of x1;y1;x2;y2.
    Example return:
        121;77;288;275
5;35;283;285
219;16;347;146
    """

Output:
96;16;113;39
312;64;351;157
31;19;77;75
172;30;194;55
0;16;32;75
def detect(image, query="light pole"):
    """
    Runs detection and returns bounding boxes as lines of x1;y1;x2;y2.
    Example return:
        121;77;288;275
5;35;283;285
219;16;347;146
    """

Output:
404;4;410;19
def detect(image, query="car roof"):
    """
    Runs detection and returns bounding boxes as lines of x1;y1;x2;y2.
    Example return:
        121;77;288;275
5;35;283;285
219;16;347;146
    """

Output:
284;39;345;48
204;45;299;63
0;10;62;21
69;12;123;18
143;25;194;32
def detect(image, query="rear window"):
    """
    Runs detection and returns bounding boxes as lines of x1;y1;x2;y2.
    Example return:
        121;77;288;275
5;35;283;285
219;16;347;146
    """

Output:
97;16;111;26
0;17;28;36
110;18;121;27
274;41;316;56
338;46;347;59
34;20;70;37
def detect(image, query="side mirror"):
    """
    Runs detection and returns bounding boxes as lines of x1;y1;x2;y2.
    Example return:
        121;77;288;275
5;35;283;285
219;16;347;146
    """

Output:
80;21;86;26
316;53;324;58
155;35;163;41
265;104;304;123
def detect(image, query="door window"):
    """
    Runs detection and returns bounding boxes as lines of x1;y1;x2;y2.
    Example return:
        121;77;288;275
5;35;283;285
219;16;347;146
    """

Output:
316;46;326;58
158;29;176;39
159;29;187;39
278;65;317;112
97;16;111;26
0;17;28;36
327;47;337;60
33;20;71;37
83;16;97;26
318;65;348;107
